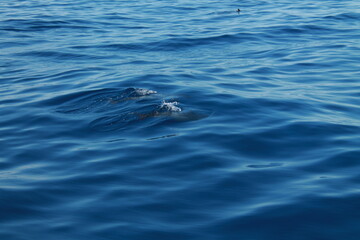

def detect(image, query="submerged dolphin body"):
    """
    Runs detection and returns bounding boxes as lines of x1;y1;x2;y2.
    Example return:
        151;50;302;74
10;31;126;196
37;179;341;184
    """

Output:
136;109;207;122
136;100;207;122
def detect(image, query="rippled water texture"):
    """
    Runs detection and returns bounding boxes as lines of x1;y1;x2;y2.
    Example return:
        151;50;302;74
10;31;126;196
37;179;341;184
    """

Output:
1;0;360;239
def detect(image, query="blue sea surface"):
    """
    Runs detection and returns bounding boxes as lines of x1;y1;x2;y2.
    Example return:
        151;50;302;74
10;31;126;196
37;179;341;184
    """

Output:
1;0;360;239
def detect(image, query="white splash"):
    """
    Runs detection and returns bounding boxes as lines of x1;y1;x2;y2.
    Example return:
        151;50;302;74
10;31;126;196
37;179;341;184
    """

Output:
160;100;182;112
134;88;157;96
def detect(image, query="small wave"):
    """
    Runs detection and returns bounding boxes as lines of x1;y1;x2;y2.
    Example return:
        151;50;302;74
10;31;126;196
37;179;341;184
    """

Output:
56;88;157;114
16;50;103;61
80;33;258;53
0;19;93;32
247;163;283;169
151;33;258;51
324;12;360;21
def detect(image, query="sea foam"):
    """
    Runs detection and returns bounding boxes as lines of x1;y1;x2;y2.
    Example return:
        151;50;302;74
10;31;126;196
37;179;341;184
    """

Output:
134;88;157;96
160;100;182;112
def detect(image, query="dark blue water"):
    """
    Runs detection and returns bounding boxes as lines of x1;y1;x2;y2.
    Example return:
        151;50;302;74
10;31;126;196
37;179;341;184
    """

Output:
1;0;360;239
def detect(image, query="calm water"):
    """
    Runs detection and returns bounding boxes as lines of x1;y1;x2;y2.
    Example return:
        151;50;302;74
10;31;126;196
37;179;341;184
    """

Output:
1;0;360;239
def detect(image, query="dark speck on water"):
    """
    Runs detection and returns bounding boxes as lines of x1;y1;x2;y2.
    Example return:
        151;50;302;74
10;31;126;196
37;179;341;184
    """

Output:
1;0;360;239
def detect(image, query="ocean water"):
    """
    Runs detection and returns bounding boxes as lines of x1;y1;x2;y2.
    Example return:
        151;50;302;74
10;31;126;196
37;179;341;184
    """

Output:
1;0;360;239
